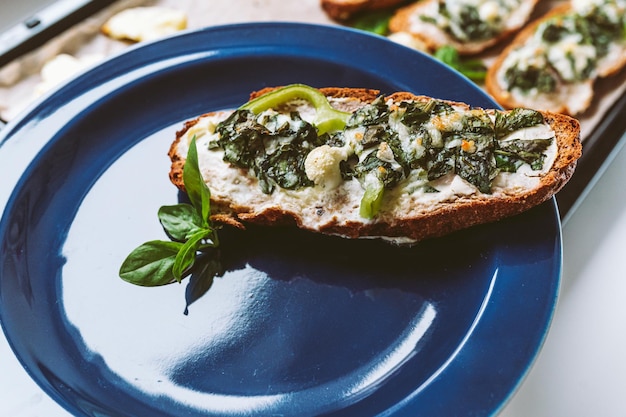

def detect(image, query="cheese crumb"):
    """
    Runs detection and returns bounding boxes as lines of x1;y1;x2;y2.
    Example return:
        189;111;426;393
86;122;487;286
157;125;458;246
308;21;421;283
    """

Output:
449;175;477;196
387;32;429;52
305;145;349;189
479;1;500;22
376;142;395;163
102;7;187;42
35;53;103;96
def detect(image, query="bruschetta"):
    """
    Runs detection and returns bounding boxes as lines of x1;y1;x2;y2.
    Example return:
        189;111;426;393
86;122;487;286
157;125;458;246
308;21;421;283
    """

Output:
389;0;541;54
485;0;626;115
168;84;581;244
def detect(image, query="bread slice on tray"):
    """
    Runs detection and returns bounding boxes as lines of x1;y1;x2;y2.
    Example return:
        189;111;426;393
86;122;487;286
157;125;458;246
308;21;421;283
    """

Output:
168;84;581;245
321;0;410;21
388;0;541;54
485;1;626;115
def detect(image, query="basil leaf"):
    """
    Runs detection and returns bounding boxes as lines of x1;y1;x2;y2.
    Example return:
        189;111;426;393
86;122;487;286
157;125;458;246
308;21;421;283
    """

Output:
159;203;204;241
184;138;212;225
434;46;487;83
184;252;223;315
349;10;393;35
119;138;222;290
119;240;183;286
172;229;208;281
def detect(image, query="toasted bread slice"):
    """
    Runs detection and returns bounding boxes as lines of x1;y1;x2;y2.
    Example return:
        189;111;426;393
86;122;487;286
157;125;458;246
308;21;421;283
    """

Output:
485;2;626;115
168;86;581;244
320;0;409;21
389;0;540;54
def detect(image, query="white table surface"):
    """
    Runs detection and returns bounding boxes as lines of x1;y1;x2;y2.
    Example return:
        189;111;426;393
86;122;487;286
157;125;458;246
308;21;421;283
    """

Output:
1;2;626;415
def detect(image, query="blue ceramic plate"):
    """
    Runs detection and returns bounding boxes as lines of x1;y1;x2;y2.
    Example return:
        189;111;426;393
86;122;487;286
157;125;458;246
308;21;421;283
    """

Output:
0;23;561;417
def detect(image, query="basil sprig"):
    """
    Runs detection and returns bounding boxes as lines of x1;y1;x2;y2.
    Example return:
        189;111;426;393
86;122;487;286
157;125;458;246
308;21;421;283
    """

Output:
119;138;220;286
434;45;487;83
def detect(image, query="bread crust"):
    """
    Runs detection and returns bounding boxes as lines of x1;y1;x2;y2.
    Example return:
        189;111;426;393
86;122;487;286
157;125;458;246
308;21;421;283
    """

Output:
168;87;581;243
320;0;409;21
485;3;626;114
388;0;540;54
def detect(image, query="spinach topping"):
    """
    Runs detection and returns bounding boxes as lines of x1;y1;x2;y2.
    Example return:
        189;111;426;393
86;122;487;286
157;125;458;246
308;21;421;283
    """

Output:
342;97;407;218
440;3;499;41
579;5;625;56
503;65;558;94
494;109;553;171
495;138;553;172
420;0;516;43
347;96;393;129
354;151;405;189
426;110;498;193
344;97;407;187
539;16;596;81
216;109;323;193
213;87;553;218
495;108;546;139
399;100;437;127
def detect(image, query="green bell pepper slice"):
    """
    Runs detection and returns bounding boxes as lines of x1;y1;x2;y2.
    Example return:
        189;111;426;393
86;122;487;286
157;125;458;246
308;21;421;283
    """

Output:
240;84;351;135
359;177;385;219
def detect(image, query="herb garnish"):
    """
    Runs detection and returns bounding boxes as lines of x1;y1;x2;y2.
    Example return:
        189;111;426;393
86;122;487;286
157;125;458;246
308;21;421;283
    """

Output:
348;9;395;35
434;46;487;83
119;138;221;286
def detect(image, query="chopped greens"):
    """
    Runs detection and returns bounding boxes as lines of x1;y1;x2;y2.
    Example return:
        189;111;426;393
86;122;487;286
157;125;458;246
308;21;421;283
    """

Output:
212;84;553;219
348;9;395;35
217;109;322;193
496;138;553;172
347;96;393;128
495;108;546;140
433;2;498;42
503;65;558;94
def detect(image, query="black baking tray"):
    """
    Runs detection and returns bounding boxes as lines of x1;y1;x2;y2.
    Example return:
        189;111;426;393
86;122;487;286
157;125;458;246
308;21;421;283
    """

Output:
0;0;117;69
557;92;626;221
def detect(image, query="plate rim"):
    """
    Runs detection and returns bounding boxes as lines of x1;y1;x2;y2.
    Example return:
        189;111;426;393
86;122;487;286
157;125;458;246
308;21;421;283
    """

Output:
0;21;562;417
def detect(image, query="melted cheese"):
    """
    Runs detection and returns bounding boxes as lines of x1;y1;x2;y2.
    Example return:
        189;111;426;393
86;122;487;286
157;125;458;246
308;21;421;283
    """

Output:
386;32;430;52
573;0;626;21
407;0;535;44
176;104;557;245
